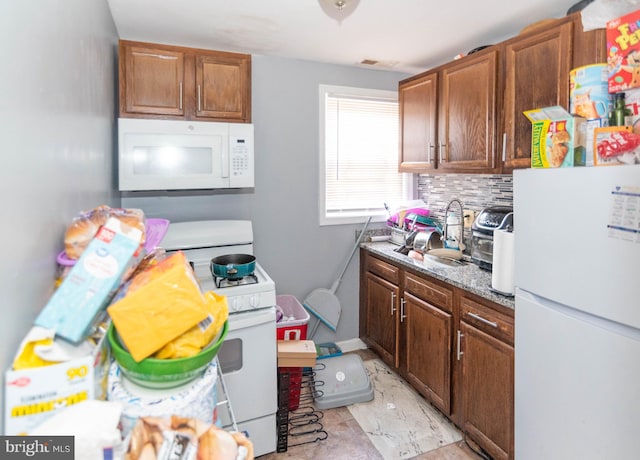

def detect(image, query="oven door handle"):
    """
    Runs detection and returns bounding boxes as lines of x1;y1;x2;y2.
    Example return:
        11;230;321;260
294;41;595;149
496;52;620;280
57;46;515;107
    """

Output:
227;307;276;329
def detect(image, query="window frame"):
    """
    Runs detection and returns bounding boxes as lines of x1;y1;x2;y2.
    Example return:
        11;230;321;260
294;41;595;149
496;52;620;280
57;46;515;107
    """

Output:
318;84;413;226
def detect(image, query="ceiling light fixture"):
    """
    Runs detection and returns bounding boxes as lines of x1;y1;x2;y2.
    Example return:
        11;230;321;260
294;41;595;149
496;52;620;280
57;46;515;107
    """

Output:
318;0;360;24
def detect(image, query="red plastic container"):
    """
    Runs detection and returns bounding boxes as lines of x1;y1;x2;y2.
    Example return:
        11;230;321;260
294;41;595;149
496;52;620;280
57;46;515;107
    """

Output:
276;295;310;341
276;295;310;410
278;367;304;411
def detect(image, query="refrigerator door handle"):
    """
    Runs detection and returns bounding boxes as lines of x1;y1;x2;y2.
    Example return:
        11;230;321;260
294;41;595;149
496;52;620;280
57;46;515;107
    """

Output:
456;329;464;361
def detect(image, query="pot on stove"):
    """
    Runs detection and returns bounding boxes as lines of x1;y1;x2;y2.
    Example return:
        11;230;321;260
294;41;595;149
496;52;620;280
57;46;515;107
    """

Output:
210;254;256;280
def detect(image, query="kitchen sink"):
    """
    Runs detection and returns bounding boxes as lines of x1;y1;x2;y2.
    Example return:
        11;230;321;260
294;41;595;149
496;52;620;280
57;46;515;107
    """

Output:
424;254;468;267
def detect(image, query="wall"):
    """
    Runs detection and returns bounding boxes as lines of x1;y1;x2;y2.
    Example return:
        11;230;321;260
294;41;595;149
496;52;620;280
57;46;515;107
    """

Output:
122;55;408;345
0;0;119;433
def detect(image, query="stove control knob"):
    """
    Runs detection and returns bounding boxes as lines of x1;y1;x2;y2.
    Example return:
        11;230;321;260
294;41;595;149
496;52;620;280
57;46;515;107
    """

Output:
249;294;258;309
229;297;241;312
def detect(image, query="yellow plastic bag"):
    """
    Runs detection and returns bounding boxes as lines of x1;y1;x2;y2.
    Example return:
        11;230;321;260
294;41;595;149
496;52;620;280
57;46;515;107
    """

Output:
107;252;210;362
152;291;229;359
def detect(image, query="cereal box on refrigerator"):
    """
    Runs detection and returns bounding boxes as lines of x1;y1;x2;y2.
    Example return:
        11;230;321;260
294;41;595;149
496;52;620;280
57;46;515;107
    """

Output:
607;9;640;93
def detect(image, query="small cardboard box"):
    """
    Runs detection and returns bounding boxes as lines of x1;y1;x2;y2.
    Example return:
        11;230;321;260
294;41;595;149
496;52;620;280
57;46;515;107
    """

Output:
524;106;586;168
34;218;142;344
3;325;111;435
607;9;640;93
277;340;316;367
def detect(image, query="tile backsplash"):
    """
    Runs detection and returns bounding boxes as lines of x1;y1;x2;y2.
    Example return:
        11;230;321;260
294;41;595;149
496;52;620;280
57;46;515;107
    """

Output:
417;173;513;248
418;173;513;216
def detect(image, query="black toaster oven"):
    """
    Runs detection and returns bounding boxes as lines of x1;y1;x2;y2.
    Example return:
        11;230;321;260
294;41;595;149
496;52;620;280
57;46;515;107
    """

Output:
470;206;513;271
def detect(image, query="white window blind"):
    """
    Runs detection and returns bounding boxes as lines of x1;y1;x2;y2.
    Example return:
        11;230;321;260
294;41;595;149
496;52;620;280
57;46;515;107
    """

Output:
319;85;407;225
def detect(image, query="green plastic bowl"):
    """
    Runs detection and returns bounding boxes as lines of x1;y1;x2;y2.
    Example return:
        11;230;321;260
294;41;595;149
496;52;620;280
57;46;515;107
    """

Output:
107;320;228;389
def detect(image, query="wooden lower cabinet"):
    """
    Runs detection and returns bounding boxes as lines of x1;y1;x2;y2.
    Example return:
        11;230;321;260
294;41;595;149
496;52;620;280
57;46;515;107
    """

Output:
364;271;399;368
458;293;515;460
404;292;452;415
360;250;514;459
460;322;514;460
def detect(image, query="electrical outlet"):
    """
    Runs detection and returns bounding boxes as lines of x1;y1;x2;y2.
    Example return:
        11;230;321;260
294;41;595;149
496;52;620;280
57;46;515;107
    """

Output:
463;210;475;228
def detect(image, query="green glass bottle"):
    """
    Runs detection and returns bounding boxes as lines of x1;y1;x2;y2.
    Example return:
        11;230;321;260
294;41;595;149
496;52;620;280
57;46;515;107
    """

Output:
610;92;632;126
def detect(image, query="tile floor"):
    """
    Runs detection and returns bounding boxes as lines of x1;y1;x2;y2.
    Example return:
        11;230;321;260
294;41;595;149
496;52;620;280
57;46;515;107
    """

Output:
257;349;486;460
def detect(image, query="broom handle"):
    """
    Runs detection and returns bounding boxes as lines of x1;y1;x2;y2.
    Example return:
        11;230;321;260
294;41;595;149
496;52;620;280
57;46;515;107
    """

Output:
330;216;372;294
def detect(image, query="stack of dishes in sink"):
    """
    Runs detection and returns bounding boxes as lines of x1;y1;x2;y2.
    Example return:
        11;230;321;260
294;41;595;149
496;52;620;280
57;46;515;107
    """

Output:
412;230;465;262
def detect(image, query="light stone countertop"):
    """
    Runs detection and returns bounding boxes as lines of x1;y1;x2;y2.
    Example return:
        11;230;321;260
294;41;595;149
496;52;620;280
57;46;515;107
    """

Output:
361;242;515;310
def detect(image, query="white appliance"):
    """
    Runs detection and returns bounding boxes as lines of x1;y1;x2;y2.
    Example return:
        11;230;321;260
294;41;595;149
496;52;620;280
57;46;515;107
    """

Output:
160;220;277;457
513;165;640;459
118;118;254;191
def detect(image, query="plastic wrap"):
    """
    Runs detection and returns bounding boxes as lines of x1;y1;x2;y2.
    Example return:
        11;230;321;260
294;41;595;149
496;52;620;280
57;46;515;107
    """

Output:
64;205;146;260
124;413;253;460
152;291;229;359
581;0;640;31
106;251;212;362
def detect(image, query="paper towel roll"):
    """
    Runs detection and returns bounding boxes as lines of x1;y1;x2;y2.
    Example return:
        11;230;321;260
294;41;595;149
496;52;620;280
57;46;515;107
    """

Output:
492;229;515;295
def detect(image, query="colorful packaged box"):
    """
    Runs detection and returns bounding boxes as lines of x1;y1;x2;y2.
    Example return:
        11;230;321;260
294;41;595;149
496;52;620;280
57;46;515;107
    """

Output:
607;9;640;93
593;126;640;165
34;218;143;344
3;323;111;435
523;106;586;168
578;118;608;166
621;87;640;132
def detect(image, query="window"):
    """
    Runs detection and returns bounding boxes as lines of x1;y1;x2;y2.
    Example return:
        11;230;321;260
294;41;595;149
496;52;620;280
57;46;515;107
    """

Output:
319;84;411;225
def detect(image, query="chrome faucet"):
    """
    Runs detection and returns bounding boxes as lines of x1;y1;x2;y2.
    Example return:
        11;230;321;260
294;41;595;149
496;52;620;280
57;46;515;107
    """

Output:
443;198;464;250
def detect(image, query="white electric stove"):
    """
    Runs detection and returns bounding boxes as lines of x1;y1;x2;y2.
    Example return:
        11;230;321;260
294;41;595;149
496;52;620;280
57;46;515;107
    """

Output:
161;220;278;457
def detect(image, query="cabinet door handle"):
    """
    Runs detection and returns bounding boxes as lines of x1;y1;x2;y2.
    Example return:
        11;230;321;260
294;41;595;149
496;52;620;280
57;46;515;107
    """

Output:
439;142;446;163
467;312;498;328
197;84;202;112
390;292;396;316
502;132;507;162
179;82;183;110
428;144;435;163
400;298;407;323
457;330;464;361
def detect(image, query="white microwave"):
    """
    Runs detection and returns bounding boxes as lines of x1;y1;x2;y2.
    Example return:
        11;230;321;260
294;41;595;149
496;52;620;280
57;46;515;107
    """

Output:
118;118;254;191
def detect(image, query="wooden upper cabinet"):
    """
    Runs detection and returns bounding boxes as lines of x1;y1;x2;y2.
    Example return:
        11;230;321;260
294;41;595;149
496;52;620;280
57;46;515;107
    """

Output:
399;72;438;172
397;12;605;174
439;50;499;172
119;40;251;123
502;22;573;170
122;45;185;116
195;54;251;121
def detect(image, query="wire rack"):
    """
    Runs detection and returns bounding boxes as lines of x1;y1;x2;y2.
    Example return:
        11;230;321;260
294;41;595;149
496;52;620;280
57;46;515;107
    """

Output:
276;362;327;452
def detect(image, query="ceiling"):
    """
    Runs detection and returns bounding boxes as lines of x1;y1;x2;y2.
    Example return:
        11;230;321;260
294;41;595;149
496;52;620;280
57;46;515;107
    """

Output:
107;0;587;75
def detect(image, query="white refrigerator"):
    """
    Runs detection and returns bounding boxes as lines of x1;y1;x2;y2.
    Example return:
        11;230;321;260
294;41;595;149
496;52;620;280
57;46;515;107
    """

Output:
513;165;640;460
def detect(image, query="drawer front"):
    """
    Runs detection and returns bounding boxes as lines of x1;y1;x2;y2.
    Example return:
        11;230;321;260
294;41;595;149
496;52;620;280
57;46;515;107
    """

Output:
366;255;400;285
404;272;453;313
460;296;514;344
